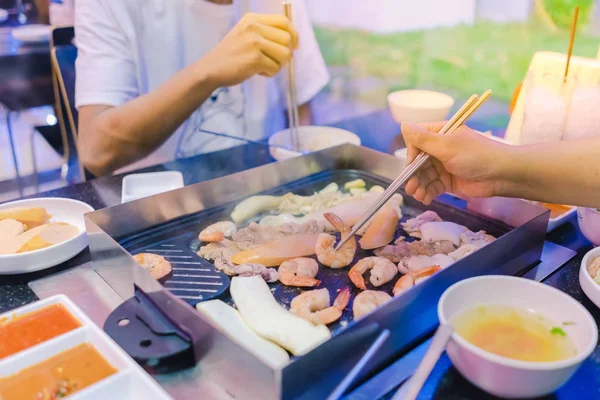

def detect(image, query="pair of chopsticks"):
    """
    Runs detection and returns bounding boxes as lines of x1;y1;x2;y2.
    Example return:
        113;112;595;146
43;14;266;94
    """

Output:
334;90;492;251
283;0;300;152
196;128;303;154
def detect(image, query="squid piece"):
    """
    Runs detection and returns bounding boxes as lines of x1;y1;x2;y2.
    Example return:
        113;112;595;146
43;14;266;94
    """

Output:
230;233;320;267
359;206;399;250
230;195;283;224
230;276;331;356
419;221;468;247
398;254;454;274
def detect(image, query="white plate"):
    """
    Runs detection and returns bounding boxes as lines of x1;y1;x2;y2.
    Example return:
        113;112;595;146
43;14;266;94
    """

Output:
580;247;600;309
122;171;184;203
0;198;93;274
11;24;51;43
439;275;597;398
0;295;173;399
269;126;361;161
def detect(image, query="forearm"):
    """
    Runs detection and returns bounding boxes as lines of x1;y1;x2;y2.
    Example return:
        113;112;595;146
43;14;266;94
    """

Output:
81;59;219;175
498;138;600;207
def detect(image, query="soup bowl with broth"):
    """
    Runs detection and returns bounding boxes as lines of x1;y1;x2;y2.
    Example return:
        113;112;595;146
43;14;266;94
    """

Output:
438;276;597;398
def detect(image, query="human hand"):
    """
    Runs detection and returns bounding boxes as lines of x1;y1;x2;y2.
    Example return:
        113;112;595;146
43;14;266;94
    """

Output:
200;13;298;87
402;122;512;205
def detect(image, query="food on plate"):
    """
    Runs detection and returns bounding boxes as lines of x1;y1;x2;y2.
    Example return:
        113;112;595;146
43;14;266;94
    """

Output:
214;255;279;282
532;202;574;219
198;221;237;242
359;206;399;250
0;342;117;399
0;219;26;239
417;221;468;247
196;300;290;368
374;236;455;262
349;257;397;290
397;254;454;274
586;256;600;284
350;187;366;195
460;230;495;247
279;257;320;287
0;222;79;255
290;287;350;325
230;276;331;355
353;290;392;319
344;179;366;190
316;213;356;268
0;304;81;359
231;233;320;267
402;211;442;234
133;253;173;281
451;304;577;362
393;265;441;296
448;244;480;261
232;220;330;251
198;239;240;261
0;206;51;228
231;195;283;223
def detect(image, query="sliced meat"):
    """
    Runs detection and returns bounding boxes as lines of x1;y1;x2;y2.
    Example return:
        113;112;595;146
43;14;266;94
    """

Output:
198;239;240;261
401;211;442;235
232;220;330;251
460;230;495;247
133;253;173;281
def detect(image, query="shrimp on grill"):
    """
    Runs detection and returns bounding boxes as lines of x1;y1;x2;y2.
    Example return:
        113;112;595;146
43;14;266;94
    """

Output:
348;257;397;290
198;221;237;242
353;290;392;319
279;257;320;287
393;265;441;296
315;213;356;269
290;287;351;325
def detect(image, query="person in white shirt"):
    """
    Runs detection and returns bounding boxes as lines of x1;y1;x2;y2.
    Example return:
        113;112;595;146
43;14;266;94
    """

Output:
75;0;329;176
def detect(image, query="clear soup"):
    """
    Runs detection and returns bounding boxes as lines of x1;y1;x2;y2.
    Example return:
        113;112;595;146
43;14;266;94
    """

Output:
451;304;577;362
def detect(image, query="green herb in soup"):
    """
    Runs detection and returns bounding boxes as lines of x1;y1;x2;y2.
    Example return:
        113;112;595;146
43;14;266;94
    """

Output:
451;305;577;362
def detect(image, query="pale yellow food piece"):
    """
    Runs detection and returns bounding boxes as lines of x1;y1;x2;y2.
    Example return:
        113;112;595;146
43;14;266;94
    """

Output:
0;219;26;239
0;207;51;228
17;223;79;253
344;179;366;190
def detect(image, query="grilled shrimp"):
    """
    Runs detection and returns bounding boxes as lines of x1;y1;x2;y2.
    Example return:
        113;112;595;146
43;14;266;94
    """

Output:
393;265;441;296
290;287;350;325
315;213;356;268
348;257;397;290
279;257;320;287
198;221;237;242
133;253;173;281
353;290;392;319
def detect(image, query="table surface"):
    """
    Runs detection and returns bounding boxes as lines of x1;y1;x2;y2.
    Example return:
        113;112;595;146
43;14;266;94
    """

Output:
0;108;596;400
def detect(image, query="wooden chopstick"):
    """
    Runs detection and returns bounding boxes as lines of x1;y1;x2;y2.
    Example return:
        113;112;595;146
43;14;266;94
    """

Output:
564;6;579;83
334;90;491;251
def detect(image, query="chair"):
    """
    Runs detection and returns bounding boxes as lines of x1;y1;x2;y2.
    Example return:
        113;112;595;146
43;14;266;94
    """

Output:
49;26;88;183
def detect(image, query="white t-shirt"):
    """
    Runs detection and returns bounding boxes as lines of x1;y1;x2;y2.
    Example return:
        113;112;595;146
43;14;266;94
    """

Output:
74;0;329;172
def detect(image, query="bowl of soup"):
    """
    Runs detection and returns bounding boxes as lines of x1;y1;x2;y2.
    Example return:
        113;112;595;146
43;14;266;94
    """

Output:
438;276;597;398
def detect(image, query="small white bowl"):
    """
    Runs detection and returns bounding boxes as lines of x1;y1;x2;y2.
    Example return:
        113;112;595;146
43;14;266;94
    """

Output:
121;171;184;203
439;275;597;398
268;126;361;161
388;90;454;124
0;198;94;274
577;207;600;246
580;246;600;309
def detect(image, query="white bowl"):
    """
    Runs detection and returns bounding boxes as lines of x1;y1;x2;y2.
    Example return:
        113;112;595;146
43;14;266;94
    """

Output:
438;275;597;398
388;90;454;124
577;207;600;246
0;198;94;274
122;171;184;203
268;126;361;161
11;24;52;43
580;246;600;309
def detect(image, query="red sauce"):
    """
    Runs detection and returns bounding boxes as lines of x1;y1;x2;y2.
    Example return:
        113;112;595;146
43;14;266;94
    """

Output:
0;304;81;359
0;342;117;399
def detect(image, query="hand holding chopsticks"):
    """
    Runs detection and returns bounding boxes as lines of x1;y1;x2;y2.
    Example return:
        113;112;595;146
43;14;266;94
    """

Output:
334;90;492;251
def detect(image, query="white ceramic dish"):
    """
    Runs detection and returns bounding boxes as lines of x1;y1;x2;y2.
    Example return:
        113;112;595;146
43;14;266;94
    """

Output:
0;295;172;399
580;246;600;309
268;126;361;161
0;198;93;274
11;24;51;43
121;171;184;203
577;207;600;246
438;275;597;399
388;90;454;124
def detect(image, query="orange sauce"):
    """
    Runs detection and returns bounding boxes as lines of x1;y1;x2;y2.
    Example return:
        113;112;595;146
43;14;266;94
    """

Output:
0;304;81;359
0;342;117;399
535;202;573;219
